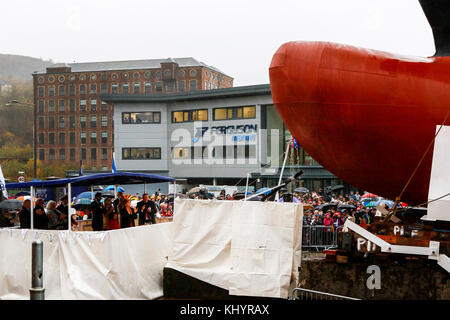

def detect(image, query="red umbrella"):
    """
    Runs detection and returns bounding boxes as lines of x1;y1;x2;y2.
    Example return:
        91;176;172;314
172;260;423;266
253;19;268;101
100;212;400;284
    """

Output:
361;192;378;199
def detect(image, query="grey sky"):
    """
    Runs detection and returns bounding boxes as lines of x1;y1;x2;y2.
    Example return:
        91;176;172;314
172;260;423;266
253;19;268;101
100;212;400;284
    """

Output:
1;0;435;86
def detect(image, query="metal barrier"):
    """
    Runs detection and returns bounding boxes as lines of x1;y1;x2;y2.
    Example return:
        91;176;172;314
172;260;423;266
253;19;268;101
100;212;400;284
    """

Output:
290;287;360;300
301;225;343;250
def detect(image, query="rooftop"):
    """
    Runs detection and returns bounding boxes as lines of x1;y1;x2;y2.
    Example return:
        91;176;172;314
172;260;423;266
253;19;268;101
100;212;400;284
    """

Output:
101;84;271;103
37;57;231;77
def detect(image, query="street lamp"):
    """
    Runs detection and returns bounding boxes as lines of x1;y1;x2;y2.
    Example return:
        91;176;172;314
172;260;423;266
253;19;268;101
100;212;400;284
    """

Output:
5;100;37;180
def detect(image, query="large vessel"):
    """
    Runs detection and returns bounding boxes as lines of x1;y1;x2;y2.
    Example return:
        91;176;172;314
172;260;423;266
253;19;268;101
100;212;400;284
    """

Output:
269;0;450;205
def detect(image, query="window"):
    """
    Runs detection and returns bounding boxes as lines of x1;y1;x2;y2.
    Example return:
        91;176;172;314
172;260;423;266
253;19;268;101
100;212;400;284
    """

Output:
38;100;45;113
90;84;97;94
38;87;44;97
69;84;75;96
101;115;108;127
122;147;161;160
173;147;189;159
213;106;256;120
59;149;65;160
156;82;162;92
59;85;65;96
122;112;161;124
80;84;86;95
122;83;129;94
69;99;75;112
91;148;97;160
38;133;45;145
38;117;44;129
80;116;86;128
81;148;86;160
49;132;55;145
49;86;55;96
70;132;75;145
59;132;65;145
145;82;151;94
112;84;118;94
80;132;86;144
49;149;55;160
134;83;140;94
178;80;185;92
172;109;207;123
189;80;197;91
49;116;55;129
49;100;55;112
90;115;97;128
101;83;107;94
59;100;65;112
70;148;75;160
101;101;108;111
90;99;97;111
101;132;107;144
39;149;45;161
80;99;86;112
90;132;97;144
101;148;108;160
58;116;65;128
166;82;175;92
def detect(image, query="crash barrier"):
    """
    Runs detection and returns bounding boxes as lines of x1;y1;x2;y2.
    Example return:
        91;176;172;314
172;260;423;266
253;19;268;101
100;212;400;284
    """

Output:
301;225;343;250
0;223;174;300
290;287;360;300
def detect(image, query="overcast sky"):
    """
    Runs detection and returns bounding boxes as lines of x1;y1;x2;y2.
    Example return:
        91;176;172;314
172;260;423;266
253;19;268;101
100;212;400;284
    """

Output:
0;0;435;86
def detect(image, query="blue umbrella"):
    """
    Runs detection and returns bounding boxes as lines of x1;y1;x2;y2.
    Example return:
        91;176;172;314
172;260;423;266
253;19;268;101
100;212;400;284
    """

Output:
363;199;395;208
104;185;125;192
75;192;94;200
255;187;272;195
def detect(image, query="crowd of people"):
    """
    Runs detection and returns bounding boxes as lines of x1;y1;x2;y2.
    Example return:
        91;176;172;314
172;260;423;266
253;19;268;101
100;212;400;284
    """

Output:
1;186;379;230
0;189;174;230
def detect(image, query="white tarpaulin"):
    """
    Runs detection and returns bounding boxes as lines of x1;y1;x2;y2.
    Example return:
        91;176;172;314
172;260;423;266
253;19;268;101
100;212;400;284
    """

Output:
0;223;173;300
427;125;450;222
166;199;303;299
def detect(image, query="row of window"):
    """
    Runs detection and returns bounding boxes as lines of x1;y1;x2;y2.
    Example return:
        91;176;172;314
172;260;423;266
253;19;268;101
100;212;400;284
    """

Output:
39;148;108;161
120;106;256;125
171;106;256;123
38;115;109;129
37;69;203;84
38;132;109;145
37;80;198;97
122;148;161;160
173;145;257;159
37;99;108;113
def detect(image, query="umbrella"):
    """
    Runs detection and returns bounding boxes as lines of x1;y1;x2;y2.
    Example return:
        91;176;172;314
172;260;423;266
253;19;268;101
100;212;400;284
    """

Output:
0;199;23;210
72;198;92;209
75;192;95;200
361;192;378;199
364;199;395;208
337;203;356;210
294;187;310;193
101;190;116;198
317;203;338;212
255;187;272;196
187;186;206;194
15;191;30;197
16;195;36;202
104;185;125;192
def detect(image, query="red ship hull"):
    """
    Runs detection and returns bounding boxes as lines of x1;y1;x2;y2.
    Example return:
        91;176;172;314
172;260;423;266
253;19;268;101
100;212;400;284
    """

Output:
269;41;450;204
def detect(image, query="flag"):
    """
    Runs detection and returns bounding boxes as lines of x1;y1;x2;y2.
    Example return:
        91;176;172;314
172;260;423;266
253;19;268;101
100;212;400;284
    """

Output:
0;164;9;199
290;137;300;149
112;152;117;173
79;160;83;176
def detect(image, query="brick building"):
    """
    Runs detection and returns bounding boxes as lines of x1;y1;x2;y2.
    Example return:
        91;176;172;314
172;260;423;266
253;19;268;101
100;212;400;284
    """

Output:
33;57;233;171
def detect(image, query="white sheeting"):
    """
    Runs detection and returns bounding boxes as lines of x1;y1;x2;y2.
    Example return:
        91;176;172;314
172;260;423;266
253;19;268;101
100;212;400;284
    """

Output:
0;223;174;300
166;199;303;299
427;125;450;221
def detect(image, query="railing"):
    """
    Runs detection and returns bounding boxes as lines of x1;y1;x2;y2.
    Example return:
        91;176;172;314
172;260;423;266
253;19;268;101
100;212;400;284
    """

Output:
290;287;360;300
301;225;343;251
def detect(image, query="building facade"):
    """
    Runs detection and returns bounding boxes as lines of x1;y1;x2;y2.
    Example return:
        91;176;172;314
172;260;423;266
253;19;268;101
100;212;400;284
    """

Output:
103;84;349;193
32;57;233;171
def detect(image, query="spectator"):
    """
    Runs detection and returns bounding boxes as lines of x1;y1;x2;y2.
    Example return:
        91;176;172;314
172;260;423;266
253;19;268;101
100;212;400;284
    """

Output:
137;193;157;225
90;192;104;231
46;200;63;230
34;198;49;230
119;197;137;229
18;199;31;228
